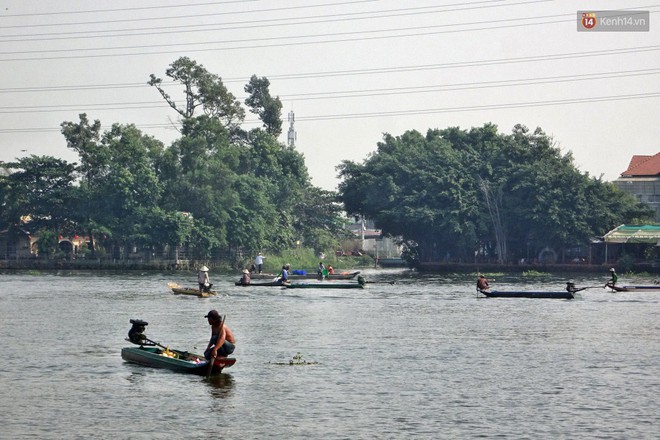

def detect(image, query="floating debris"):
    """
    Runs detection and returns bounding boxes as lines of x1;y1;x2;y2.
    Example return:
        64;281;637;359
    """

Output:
269;352;319;366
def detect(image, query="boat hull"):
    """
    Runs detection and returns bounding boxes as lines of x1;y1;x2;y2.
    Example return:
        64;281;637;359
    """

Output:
611;285;660;292
249;271;360;280
121;346;235;375
284;282;365;289
171;287;216;297
481;290;574;299
234;281;282;287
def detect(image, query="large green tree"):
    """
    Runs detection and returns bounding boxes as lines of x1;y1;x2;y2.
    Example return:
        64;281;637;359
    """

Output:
338;123;653;264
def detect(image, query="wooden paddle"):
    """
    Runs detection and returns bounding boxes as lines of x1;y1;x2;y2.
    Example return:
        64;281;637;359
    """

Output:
207;315;225;378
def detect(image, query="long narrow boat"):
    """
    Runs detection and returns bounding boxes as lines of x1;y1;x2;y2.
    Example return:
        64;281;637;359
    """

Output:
479;289;574;299
284;281;365;289
249;271;360;280
168;282;216;297
610;285;660;292
234;280;282;287
121;346;235;375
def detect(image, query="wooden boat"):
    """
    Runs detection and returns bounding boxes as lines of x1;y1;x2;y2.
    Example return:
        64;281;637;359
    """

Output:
121;346;235;375
479;289;574;299
284;281;365;289
168;282;216;297
609;285;660;292
234;280;282;287
249;271;360;280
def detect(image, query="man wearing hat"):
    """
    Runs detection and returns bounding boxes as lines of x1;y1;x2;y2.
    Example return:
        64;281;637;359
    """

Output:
198;265;211;293
605;268;618;289
204;310;235;360
238;269;251;286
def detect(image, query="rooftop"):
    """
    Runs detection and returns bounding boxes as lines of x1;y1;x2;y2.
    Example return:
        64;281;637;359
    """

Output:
621;153;660;177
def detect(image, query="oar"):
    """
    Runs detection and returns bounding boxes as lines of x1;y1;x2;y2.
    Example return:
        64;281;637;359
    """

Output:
207;315;225;378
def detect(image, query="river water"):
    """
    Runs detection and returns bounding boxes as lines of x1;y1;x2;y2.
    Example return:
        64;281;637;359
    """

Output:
0;269;657;439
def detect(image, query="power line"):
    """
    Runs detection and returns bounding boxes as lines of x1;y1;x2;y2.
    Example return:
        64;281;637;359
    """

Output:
1;91;658;133
0;0;549;42
0;0;380;28
0;0;259;18
1;68;658;111
0;9;580;57
0;45;657;93
2;8;630;61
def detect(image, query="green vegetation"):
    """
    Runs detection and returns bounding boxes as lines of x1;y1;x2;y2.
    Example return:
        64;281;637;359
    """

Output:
338;124;653;265
0;57;347;265
0;59;652;268
522;270;551;277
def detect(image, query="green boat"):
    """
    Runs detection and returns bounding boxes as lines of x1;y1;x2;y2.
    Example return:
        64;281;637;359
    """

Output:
284;281;365;289
121;346;235;375
121;319;235;375
250;271;360;280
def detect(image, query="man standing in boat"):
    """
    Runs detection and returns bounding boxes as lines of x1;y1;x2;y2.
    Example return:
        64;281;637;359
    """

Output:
255;252;265;274
605;268;618;289
198;266;211;293
204;310;236;360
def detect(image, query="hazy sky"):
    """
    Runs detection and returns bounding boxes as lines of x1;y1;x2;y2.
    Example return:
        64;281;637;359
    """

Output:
0;0;658;190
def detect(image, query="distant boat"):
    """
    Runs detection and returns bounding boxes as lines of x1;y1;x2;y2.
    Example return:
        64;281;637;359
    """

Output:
479;289;574;299
168;282;216;297
234;280;282;287
284;281;365;289
249;271;360;280
609;285;660;292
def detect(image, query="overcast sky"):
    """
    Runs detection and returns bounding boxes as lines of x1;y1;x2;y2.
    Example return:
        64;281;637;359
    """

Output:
0;0;658;190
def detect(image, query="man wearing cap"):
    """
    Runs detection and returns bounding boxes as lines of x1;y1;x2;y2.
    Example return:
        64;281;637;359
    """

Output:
204;310;235;360
605;268;618;289
198;266;211;293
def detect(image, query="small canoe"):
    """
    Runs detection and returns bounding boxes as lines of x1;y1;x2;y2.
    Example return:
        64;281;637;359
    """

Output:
610;285;660;292
480;289;574;299
250;271;361;280
284;281;365;289
168;282;216;297
121;346;235;375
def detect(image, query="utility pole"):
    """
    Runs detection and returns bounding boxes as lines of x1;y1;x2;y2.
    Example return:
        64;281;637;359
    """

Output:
287;110;297;148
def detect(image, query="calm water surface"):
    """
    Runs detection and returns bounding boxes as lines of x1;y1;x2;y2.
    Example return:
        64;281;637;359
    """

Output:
0;269;658;439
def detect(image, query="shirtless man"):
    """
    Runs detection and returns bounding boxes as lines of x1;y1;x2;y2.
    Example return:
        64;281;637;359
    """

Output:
204;310;236;360
476;275;489;291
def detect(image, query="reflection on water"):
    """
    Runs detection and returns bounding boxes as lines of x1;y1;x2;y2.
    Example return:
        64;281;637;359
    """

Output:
206;374;235;399
0;270;658;439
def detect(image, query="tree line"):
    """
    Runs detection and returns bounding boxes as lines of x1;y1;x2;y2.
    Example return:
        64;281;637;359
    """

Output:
337;124;653;265
0;57;346;262
0;57;652;266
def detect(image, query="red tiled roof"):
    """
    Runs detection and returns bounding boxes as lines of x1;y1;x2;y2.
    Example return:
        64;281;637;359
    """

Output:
621;153;660;177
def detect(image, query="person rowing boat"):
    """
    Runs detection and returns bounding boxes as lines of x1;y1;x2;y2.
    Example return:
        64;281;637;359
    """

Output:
476;275;490;292
566;281;586;294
